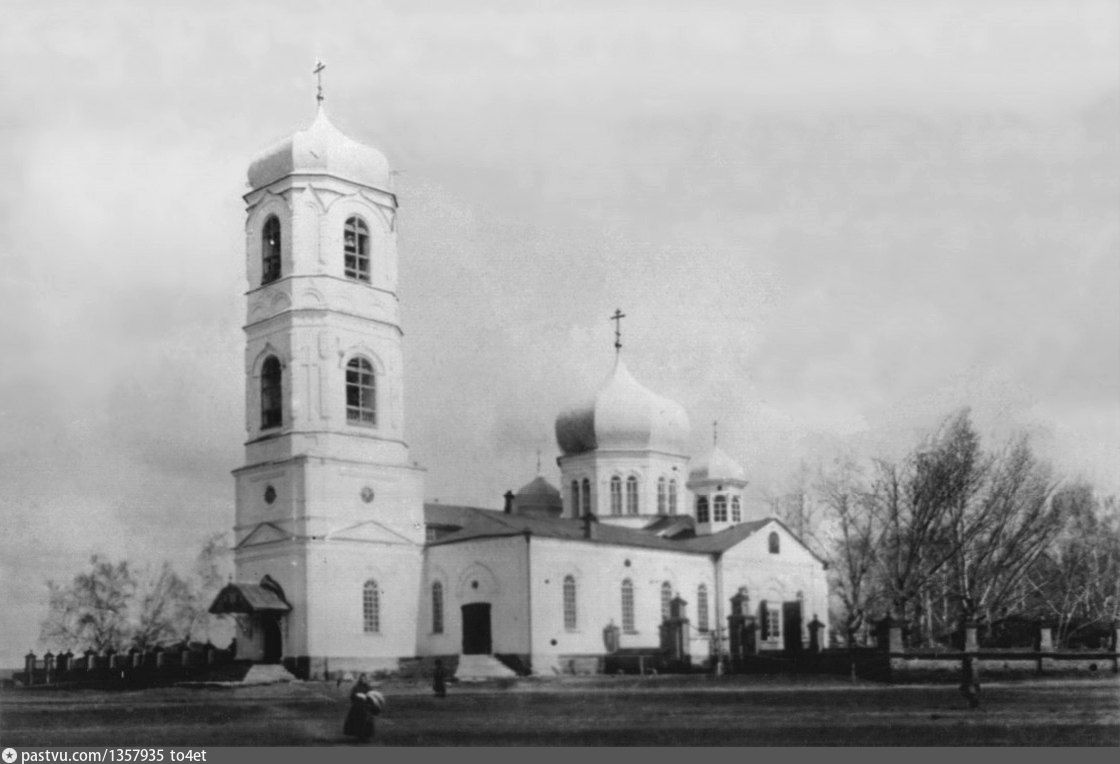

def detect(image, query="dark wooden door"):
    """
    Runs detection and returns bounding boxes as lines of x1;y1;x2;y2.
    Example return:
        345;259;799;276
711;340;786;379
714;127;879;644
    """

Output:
461;603;492;655
782;601;802;653
262;614;282;663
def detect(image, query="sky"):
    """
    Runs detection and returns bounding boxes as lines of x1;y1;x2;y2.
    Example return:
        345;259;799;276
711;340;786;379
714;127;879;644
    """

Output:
1;0;1117;668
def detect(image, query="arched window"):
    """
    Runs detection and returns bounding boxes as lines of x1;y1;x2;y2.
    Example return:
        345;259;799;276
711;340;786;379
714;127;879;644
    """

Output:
669;480;678;515
697;584;709;633
346;357;376;425
260;356;282;429
362;580;380;633
731;496;741;523
661;582;673;622
431;582;444;634
696;496;709;524
344;216;370;282
581;479;591;516
769;531;780;554
261;215;281;285
610;476;622;515
657;477;667;515
571;481;580;518
626;476;639;515
713;495;728;523
563;575;577;630
621;579;635;632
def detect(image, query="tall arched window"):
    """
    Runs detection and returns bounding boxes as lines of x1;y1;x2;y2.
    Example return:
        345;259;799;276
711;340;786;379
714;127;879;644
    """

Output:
581;479;591;516
657;477;667;515
610;477;622;515
262;215;281;285
669;480;678;515
563;575;577;630
260;356;282;429
362;580;380;633
769;531;780;554
621;579;635;632
626;476;639;515
346;357;376;425
713;495;728;523
697;584;709;633
344;216;370;282
431;582;444;634
731;496;741;523
660;582;673;622
571;481;580;518
696;496;709;523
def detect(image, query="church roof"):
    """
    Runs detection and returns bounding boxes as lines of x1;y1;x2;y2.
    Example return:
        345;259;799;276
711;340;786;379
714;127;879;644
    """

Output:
247;105;392;191
688;444;747;484
423;503;775;555
555;355;690;456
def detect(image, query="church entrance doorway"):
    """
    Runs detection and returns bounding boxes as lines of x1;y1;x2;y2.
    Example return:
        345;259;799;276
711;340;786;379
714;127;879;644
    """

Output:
782;601;802;654
461;603;492;655
262;614;283;663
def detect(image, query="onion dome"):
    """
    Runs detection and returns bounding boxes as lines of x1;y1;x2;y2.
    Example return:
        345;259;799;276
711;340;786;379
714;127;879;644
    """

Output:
512;476;563;518
247;106;391;191
555;355;691;456
688;444;746;484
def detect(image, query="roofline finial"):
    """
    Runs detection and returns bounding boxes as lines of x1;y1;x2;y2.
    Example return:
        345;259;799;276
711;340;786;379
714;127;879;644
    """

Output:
313;59;326;105
610;308;626;354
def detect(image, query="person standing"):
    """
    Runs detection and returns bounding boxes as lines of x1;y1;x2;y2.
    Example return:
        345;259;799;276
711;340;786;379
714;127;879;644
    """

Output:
344;673;376;742
432;658;448;698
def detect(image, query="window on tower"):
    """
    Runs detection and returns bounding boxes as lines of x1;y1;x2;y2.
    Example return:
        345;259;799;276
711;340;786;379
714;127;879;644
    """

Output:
346;357;376;426
657;477;666;515
731;496;741;523
363;580;380;633
669;479;678;515
571;480;580;518
696;496;709;524
262;215;281;285
581;478;591;516
713;495;728;523
344;216;370;282
610;476;622;516
260;355;282;429
626;476;639;515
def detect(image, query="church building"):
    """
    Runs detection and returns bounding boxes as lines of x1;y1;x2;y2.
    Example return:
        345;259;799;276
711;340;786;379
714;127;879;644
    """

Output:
210;92;830;679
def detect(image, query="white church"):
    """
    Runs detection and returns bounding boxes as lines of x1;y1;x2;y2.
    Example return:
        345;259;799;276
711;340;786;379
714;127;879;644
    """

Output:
209;93;830;680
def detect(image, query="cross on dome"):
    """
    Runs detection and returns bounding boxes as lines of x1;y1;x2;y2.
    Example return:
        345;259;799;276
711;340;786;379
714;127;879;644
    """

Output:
313;60;326;104
610;308;626;353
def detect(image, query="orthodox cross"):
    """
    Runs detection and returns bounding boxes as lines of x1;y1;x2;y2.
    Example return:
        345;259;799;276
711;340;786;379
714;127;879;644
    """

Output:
610;308;626;352
313;60;326;104
713;420;719;446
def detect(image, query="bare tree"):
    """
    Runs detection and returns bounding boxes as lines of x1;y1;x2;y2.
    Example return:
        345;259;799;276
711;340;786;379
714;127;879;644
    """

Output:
40;555;136;652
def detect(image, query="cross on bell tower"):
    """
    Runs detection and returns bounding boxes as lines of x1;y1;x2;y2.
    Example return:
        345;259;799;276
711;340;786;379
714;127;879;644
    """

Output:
610;308;626;353
313;60;326;104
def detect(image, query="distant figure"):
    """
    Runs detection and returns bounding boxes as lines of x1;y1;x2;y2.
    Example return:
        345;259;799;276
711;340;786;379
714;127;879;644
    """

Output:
343;673;379;742
432;658;447;698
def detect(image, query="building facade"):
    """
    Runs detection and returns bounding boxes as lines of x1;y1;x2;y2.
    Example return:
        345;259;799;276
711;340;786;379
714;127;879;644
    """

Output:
212;101;830;679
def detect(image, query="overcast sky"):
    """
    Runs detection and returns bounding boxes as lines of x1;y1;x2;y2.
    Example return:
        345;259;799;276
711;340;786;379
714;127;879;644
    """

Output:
1;0;1117;667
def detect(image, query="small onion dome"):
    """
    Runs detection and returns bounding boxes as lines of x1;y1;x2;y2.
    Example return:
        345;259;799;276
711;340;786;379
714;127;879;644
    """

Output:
555;355;691;456
248;106;392;191
688;444;746;484
512;476;563;518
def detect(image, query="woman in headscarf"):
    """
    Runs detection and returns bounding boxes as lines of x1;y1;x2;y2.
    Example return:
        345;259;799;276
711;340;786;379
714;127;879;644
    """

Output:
343;673;377;742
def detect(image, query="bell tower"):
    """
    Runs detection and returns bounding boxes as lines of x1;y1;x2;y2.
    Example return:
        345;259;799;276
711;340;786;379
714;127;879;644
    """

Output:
229;77;425;677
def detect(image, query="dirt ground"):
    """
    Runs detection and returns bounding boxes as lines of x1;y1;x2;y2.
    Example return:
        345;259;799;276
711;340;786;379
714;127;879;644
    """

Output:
1;674;1117;747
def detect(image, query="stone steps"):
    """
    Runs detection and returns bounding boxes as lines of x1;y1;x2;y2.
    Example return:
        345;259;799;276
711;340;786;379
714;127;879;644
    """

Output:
240;663;299;685
454;654;519;681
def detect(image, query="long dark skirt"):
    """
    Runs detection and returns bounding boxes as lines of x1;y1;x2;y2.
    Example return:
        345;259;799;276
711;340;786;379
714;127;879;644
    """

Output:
343;698;375;741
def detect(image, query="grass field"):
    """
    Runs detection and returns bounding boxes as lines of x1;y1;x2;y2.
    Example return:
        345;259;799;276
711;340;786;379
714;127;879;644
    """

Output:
2;674;1117;747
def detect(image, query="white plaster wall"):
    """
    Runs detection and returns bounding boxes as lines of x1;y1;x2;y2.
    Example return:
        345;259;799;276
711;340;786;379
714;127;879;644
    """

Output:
234;542;311;657
420;536;531;656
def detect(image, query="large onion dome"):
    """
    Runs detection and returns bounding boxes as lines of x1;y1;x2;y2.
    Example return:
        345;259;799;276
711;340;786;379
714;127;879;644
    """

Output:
688;444;747;484
247;106;392;191
512;475;563;518
555;355;691;456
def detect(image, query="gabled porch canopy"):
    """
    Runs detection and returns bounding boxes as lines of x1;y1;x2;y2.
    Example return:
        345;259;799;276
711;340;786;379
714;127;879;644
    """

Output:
209;575;291;614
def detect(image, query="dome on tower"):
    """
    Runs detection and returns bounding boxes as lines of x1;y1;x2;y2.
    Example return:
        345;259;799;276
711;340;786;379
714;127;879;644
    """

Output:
555;356;691;456
512;475;563;518
688;444;747;484
247;106;392;191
